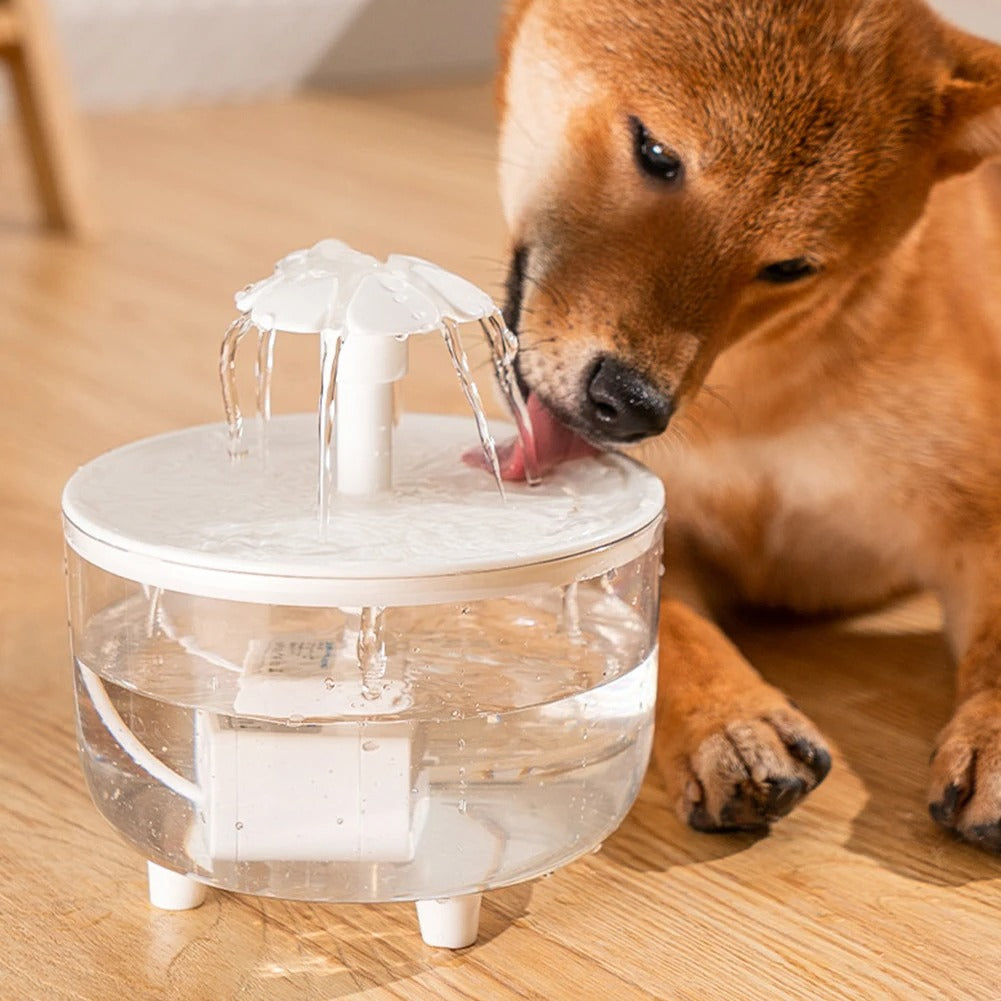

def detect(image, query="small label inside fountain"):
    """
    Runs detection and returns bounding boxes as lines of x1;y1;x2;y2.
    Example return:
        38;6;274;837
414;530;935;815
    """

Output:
237;634;408;718
244;636;337;677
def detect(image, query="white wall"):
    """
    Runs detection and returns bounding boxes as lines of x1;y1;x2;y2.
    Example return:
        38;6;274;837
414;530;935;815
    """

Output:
931;0;1001;40
308;0;504;90
18;0;1001;112
39;0;503;111
46;0;372;110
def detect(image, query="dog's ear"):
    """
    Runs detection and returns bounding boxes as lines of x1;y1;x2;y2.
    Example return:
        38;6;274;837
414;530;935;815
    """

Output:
937;26;1001;176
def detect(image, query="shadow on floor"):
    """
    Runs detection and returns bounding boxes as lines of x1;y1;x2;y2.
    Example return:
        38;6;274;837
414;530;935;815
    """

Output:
153;881;535;999
604;606;1001;888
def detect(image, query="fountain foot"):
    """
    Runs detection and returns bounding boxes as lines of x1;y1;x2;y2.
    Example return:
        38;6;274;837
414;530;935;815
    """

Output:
147;861;207;911
416;893;482;949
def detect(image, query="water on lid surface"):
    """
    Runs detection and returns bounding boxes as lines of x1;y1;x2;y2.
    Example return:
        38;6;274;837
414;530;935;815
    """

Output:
63;414;665;579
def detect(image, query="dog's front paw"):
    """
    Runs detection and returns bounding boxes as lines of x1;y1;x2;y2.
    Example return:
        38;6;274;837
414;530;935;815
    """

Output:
929;690;1001;852
659;696;832;833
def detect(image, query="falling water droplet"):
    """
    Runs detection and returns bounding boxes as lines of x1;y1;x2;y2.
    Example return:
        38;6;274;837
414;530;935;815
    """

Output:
144;586;162;638
482;311;541;485
255;324;277;423
357;606;387;700
317;326;344;533
562;581;583;642
439;318;505;497
219;314;254;457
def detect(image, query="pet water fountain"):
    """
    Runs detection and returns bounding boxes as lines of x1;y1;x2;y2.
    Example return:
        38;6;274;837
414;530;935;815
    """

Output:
63;239;665;948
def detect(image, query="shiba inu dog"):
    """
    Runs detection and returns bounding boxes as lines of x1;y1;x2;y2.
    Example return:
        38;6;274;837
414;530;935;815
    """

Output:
496;0;1001;850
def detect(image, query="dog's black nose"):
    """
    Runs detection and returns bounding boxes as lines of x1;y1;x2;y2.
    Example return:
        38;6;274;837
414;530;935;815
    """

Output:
584;357;673;442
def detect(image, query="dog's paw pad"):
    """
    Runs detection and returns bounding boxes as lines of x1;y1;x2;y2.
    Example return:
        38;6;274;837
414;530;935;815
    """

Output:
682;709;830;833
928;778;972;827
929;690;1001;853
768;712;832;784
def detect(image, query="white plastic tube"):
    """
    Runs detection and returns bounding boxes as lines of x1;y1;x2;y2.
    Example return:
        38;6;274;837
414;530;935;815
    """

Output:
335;380;395;494
335;334;408;495
79;664;203;804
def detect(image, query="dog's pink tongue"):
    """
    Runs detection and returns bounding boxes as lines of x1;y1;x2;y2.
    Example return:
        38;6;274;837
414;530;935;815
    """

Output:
471;394;598;482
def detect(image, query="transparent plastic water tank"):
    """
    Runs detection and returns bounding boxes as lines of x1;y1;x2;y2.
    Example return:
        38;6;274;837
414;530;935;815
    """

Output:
64;413;663;912
62;242;665;948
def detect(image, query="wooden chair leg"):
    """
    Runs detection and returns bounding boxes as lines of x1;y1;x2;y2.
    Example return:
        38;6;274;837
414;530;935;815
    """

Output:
4;0;97;236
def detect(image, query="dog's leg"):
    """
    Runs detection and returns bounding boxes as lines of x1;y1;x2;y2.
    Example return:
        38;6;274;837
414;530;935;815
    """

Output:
654;575;832;832
929;545;1001;851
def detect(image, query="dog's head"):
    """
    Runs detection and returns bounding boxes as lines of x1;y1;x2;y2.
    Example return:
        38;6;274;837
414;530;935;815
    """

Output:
497;0;1001;456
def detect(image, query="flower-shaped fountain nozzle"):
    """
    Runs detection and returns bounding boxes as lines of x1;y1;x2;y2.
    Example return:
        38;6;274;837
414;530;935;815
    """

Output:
234;239;498;336
220;240;539;508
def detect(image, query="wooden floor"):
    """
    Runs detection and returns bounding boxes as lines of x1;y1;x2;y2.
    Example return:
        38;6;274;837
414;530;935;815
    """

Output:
2;84;1000;1001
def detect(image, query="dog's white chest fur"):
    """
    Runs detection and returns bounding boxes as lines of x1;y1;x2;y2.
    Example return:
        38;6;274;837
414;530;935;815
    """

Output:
654;425;922;610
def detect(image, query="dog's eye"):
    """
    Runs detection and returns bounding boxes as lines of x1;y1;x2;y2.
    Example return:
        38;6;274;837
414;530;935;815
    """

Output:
758;259;818;284
629;116;683;185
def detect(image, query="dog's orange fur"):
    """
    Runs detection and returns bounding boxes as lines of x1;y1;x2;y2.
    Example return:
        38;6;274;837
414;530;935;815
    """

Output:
497;0;1001;847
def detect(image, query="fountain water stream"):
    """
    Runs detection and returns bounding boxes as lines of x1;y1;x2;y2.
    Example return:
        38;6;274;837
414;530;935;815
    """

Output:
220;240;538;508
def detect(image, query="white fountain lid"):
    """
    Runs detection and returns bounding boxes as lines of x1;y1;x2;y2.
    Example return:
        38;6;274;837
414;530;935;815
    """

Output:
62;413;665;606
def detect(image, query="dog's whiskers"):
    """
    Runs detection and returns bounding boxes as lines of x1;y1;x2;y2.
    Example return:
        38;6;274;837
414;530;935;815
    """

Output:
677;411;711;448
517;336;559;353
699;383;732;407
523;273;572;317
